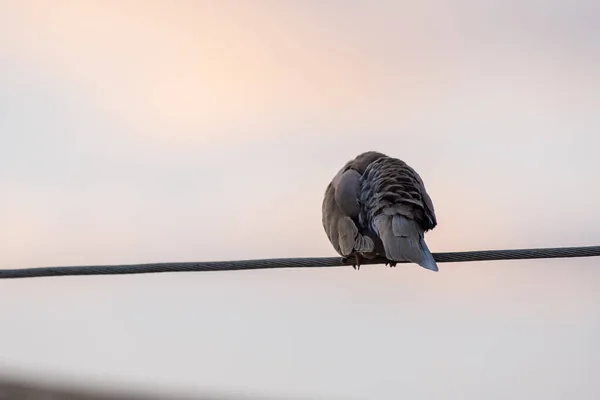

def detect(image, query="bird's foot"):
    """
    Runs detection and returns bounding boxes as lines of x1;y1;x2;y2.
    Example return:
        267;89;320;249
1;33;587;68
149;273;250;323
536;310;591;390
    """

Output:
351;253;364;270
342;253;363;270
385;261;397;268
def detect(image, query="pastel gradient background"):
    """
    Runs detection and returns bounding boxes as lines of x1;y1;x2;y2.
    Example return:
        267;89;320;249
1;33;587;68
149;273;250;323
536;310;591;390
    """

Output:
1;1;599;399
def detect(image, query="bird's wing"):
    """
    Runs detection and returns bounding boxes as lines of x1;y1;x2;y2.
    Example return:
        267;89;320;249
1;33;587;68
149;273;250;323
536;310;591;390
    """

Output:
334;168;361;218
403;164;437;228
322;167;374;256
358;157;438;270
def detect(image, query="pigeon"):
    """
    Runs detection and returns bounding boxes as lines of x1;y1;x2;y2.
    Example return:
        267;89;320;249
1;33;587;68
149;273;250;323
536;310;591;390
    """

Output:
322;151;438;271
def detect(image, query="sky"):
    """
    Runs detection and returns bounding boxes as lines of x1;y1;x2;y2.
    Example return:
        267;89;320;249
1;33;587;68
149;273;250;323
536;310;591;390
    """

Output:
1;0;599;399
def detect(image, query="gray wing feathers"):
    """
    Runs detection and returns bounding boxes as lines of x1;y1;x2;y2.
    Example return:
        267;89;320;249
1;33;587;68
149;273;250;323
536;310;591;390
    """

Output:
337;216;374;256
334;169;361;218
354;228;375;253
359;156;438;271
322;168;375;257
337;217;357;256
412;169;437;227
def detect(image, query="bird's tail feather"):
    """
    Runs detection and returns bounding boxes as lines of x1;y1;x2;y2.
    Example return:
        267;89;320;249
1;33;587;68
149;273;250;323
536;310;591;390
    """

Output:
373;214;438;271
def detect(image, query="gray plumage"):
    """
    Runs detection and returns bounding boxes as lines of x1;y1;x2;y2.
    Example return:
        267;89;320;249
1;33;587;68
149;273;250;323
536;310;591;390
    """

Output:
322;151;438;271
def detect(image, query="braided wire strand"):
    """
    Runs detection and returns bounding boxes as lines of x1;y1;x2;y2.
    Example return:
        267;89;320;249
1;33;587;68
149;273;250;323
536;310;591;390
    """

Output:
1;246;600;279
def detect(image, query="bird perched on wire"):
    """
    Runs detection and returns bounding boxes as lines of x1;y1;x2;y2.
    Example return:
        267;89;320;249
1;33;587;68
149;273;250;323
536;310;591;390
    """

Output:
322;151;438;271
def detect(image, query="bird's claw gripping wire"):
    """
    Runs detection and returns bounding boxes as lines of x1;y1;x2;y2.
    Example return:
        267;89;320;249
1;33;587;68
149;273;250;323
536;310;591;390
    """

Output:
342;253;364;270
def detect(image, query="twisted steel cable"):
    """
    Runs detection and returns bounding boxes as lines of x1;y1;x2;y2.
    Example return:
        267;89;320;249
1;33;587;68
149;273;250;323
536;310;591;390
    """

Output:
1;245;599;279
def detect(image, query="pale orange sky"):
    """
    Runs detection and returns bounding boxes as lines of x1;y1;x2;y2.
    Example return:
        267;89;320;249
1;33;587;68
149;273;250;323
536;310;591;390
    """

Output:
0;1;452;142
1;1;600;399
